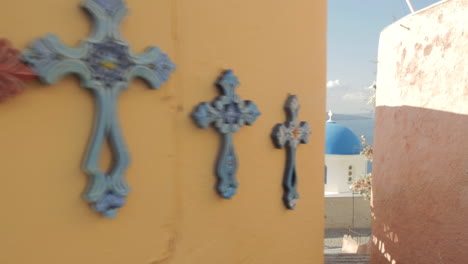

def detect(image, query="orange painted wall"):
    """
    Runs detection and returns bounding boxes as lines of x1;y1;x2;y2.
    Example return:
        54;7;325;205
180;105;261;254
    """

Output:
0;0;326;263
372;0;468;263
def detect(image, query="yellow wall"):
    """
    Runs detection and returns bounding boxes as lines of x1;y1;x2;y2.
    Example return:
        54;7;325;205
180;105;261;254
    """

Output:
0;0;326;263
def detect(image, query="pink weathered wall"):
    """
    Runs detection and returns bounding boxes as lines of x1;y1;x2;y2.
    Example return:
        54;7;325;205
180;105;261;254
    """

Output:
371;0;468;263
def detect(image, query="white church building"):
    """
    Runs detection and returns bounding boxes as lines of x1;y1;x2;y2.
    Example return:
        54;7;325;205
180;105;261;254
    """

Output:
324;112;370;228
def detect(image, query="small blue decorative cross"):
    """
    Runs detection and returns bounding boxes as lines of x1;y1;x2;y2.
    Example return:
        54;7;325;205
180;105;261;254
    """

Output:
192;70;260;199
22;0;176;218
272;95;311;209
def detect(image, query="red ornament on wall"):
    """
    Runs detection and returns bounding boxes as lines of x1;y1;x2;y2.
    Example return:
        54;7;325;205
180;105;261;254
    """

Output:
0;39;36;102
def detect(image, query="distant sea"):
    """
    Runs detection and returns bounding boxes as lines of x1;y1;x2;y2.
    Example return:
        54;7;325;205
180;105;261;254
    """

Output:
329;113;375;145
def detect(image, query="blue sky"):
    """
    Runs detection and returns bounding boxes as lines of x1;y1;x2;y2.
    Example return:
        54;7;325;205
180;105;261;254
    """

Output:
327;0;441;114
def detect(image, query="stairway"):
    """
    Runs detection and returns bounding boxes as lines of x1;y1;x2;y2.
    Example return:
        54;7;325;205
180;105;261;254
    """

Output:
324;254;370;264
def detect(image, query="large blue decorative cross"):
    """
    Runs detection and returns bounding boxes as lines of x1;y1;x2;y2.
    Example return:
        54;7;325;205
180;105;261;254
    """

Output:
22;0;176;218
192;70;260;199
272;95;311;209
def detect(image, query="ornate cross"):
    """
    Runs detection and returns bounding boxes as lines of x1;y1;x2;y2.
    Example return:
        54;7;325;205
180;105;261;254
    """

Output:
22;0;175;218
192;70;260;199
272;95;311;209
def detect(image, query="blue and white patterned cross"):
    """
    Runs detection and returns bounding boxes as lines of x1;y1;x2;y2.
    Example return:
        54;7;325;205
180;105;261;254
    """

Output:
22;0;176;218
272;95;311;209
192;70;260;199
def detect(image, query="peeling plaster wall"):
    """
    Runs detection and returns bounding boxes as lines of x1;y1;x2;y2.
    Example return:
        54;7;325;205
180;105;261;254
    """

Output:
372;0;468;263
0;0;326;264
376;0;467;115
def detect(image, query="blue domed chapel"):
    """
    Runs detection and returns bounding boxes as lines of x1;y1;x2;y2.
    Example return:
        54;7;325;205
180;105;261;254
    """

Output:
324;111;370;229
324;111;367;195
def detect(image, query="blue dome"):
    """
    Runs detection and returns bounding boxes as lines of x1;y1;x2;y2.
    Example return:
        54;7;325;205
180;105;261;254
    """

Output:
325;121;361;155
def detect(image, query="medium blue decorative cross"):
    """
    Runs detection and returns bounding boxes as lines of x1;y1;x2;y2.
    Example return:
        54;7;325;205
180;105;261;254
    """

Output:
22;0;175;218
192;70;260;199
272;95;311;209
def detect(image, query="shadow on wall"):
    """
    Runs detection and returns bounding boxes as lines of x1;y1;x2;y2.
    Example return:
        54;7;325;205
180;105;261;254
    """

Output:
370;200;400;264
370;105;468;264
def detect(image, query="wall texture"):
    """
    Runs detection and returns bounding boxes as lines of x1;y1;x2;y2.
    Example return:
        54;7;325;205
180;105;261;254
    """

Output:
372;0;468;263
0;0;326;263
325;196;371;229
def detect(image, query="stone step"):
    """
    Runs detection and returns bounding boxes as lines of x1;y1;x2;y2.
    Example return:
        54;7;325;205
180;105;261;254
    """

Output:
324;254;370;264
